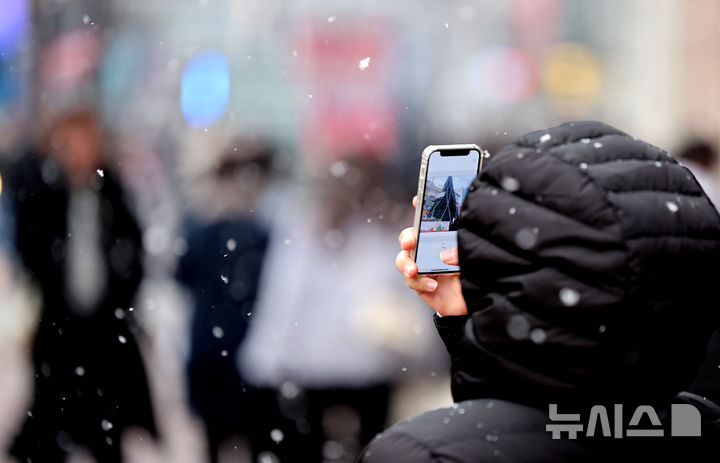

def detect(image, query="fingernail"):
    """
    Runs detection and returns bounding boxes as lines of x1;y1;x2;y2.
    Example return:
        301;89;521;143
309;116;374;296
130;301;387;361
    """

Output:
403;265;412;277
426;280;438;291
439;249;451;260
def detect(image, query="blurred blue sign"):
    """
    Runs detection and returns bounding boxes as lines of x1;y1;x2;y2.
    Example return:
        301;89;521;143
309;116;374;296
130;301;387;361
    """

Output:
0;0;28;53
181;49;230;128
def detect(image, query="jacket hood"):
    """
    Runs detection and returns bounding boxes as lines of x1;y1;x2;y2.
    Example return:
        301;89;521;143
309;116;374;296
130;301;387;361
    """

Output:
455;120;720;404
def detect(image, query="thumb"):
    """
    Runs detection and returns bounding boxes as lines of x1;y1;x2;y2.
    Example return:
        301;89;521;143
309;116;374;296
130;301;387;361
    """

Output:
439;247;459;266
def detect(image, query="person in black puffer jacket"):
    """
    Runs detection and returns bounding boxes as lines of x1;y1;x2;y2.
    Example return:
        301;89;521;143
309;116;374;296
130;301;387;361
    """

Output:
360;121;720;462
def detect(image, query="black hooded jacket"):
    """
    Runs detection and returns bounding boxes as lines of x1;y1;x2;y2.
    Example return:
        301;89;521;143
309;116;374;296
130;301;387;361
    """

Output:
359;121;720;462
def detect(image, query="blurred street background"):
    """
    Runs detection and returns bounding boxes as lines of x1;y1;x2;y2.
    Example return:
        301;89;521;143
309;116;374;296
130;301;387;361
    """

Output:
0;0;718;462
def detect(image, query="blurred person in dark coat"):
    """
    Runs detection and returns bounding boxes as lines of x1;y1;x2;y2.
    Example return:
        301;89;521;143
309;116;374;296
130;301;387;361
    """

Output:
175;138;272;463
7;109;156;463
360;121;720;462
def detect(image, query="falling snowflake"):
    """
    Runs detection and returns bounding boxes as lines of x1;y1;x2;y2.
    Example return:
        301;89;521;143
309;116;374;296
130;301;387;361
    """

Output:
514;228;537;250
501;176;520;192
358;57;371;70
270;429;284;443
226;239;236;251
212;326;224;338
96;169;104;177
101;419;113;431
559;287;580;306
258;452;280;463
280;381;300;399
506;314;530;340
118;335;127;344
220;274;229;284
530;328;547;344
327;16;336;22
539;133;551;143
330;161;347;178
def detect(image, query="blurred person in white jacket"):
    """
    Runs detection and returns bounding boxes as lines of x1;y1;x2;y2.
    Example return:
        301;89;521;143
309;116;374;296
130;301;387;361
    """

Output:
239;157;445;462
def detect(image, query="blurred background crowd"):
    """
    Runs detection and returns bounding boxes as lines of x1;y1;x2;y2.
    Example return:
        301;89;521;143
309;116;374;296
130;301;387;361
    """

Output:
0;0;717;462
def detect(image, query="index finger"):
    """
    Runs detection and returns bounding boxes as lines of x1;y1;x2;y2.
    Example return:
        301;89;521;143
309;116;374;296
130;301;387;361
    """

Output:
398;227;416;250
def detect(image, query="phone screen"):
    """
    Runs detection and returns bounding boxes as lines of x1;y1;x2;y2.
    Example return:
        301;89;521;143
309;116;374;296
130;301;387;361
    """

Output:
415;149;480;274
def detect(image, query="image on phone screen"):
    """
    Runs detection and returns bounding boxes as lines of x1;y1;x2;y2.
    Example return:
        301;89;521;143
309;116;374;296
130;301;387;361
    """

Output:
416;149;480;274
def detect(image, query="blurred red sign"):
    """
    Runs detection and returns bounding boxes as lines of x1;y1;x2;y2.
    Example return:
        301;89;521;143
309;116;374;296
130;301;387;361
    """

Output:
292;17;399;165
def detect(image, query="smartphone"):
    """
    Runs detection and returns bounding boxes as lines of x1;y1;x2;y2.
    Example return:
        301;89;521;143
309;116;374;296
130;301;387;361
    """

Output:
412;144;483;274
